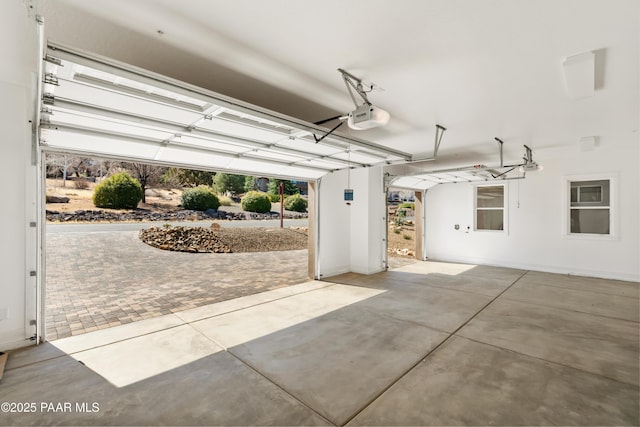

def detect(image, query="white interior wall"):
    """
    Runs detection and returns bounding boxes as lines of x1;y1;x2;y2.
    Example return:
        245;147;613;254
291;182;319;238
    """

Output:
349;167;385;274
317;170;351;277
318;167;386;278
425;141;639;282
0;0;39;350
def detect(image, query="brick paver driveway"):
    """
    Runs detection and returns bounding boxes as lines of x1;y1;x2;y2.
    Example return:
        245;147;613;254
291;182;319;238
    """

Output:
46;228;309;340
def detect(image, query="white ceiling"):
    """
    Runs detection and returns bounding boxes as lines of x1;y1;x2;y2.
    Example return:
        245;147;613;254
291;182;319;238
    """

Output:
37;0;639;170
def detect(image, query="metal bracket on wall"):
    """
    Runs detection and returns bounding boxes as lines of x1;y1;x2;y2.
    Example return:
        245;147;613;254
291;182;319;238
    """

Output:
383;172;397;192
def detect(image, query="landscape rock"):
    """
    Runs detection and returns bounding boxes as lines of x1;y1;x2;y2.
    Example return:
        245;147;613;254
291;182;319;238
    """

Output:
46;195;70;203
46;208;307;223
139;226;232;253
388;247;415;258
139;226;308;253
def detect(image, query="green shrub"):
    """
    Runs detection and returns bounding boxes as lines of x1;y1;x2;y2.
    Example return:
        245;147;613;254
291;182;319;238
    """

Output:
92;171;143;209
268;193;282;203
394;209;407;227
181;186;220;211
284;194;308;212
403;234;412;240
399;202;415;210
218;195;233;206
241;191;272;213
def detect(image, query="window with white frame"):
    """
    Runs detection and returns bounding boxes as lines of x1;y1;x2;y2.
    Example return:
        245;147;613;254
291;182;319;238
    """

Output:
475;185;505;231
569;179;611;235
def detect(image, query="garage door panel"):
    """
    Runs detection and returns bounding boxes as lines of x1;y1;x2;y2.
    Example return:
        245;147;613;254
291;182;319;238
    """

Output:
41;130;160;161
41;44;411;179
52;79;204;125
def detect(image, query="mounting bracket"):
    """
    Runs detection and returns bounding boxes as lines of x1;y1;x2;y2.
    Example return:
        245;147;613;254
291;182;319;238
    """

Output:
495;137;504;167
338;68;373;108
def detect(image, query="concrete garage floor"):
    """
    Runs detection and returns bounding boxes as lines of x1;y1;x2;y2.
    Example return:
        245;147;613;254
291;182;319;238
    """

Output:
2;261;638;426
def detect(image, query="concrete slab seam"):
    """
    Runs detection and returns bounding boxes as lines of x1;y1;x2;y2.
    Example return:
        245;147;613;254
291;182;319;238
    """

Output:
176;282;338;325
358;307;453;334
54;322;189;355
322;276;508;299
457;335;640;388
190;324;228;352
223;347;337;426
515;275;639;298
399;282;509;298
339;269;530;426
537;282;639;298
50;283;339;357
498;295;640;324
4;351;68;373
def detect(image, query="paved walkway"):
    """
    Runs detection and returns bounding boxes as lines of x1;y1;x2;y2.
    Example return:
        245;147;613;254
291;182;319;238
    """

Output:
45;229;309;340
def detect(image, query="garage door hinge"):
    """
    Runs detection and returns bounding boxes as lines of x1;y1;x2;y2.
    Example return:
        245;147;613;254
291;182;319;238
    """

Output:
43;73;59;86
29;271;37;277
44;55;62;66
29;320;37;326
42;93;55;105
29;334;37;341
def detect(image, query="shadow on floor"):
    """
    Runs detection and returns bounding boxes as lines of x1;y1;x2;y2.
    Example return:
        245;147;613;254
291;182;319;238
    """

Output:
4;261;638;426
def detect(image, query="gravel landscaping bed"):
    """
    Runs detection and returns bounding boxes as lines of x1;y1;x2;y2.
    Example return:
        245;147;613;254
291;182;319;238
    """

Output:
140;226;308;253
46;208;307;223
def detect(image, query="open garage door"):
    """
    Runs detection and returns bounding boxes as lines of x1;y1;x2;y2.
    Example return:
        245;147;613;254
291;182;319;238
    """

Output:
39;43;410;181
36;42;413;343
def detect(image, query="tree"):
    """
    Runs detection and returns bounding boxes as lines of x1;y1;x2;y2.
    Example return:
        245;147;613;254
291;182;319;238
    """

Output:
45;155;101;187
122;162;166;203
71;157;93;177
45;154;71;186
268;179;299;196
165;168;215;187
244;176;258;192
214;173;246;194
